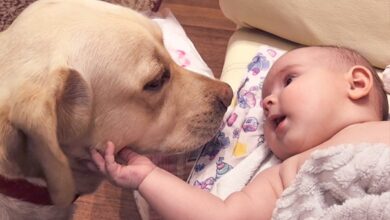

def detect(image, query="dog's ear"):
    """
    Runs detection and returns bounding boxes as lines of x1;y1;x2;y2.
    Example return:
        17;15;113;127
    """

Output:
9;68;91;207
56;68;92;144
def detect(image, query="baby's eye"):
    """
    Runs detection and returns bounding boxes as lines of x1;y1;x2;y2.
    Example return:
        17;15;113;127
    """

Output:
283;75;294;86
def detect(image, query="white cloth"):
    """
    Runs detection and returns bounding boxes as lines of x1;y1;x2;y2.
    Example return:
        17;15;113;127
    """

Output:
150;8;213;78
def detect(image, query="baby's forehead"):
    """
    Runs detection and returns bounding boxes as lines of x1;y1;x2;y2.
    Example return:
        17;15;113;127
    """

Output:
261;48;331;95
269;48;331;73
280;47;328;63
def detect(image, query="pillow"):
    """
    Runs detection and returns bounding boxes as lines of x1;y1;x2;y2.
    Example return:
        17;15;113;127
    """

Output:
219;0;390;69
221;28;298;93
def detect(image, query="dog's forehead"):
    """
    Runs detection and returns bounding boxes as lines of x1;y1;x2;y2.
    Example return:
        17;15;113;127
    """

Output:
20;0;163;40
83;40;170;99
17;0;173;101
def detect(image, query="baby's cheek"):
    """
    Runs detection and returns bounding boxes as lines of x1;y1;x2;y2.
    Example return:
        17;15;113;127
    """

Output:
264;126;277;150
263;124;272;140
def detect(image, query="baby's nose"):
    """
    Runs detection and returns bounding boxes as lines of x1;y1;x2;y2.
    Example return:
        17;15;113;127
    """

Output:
261;95;276;114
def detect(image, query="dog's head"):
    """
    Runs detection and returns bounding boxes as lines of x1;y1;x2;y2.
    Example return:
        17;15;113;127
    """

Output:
1;0;232;206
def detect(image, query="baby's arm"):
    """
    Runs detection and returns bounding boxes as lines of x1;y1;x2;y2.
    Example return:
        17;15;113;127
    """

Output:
91;142;156;188
91;142;281;220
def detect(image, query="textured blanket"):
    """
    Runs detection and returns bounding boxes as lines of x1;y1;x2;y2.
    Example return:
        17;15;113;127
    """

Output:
273;143;390;220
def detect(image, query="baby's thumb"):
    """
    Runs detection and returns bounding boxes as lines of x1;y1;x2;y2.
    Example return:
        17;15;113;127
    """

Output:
118;147;139;163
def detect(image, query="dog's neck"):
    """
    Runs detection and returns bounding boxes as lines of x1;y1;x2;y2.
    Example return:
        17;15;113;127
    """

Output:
0;175;53;205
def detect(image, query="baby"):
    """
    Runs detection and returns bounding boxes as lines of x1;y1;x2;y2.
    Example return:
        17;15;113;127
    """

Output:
91;46;390;220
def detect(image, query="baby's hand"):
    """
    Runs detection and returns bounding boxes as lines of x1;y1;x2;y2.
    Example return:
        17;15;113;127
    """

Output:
90;141;156;189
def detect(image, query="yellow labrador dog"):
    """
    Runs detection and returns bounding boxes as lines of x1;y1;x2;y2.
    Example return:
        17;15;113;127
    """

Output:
0;0;233;218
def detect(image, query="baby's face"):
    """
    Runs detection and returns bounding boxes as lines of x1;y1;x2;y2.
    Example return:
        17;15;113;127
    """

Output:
261;47;348;160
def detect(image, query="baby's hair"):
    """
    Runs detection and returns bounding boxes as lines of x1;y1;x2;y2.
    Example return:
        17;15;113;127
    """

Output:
317;45;388;120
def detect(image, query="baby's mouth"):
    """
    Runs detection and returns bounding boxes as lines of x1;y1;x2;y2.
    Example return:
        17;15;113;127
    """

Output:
273;115;286;128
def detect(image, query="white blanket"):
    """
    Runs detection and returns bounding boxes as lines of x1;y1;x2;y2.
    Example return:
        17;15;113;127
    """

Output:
187;46;284;198
273;143;390;220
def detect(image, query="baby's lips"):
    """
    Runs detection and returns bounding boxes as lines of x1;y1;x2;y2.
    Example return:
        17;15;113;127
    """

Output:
268;113;285;127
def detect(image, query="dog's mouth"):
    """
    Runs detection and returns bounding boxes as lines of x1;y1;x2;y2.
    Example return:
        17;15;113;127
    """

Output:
72;157;99;174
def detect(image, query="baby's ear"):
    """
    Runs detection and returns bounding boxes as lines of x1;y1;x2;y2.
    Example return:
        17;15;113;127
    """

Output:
346;65;373;100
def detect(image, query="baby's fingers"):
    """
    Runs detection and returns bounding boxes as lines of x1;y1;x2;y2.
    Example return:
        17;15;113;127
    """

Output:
118;147;141;164
90;148;107;174
104;141;122;176
104;141;117;165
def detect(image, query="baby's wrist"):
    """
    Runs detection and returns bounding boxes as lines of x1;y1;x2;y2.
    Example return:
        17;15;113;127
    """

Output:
137;165;158;189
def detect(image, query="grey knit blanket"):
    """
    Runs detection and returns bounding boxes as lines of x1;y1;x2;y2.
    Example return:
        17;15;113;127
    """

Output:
273;143;390;220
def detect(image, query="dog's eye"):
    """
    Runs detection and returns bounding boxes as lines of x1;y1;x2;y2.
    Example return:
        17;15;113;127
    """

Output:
143;70;170;91
144;78;163;91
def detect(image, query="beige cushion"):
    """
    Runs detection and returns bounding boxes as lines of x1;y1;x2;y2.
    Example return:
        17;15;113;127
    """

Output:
219;0;390;69
221;28;298;92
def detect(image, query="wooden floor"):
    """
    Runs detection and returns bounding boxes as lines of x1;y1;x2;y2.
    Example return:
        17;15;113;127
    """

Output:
72;1;235;220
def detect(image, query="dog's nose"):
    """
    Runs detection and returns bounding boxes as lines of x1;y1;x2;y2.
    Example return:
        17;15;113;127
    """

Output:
217;83;233;109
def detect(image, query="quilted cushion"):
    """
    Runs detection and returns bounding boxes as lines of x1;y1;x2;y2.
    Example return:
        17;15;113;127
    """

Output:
219;0;390;69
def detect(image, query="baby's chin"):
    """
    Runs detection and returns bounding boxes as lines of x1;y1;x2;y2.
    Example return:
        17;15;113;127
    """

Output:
267;139;307;160
272;150;290;161
266;143;287;160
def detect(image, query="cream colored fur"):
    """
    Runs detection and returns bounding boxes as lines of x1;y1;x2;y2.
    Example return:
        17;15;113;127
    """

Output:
0;0;232;218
